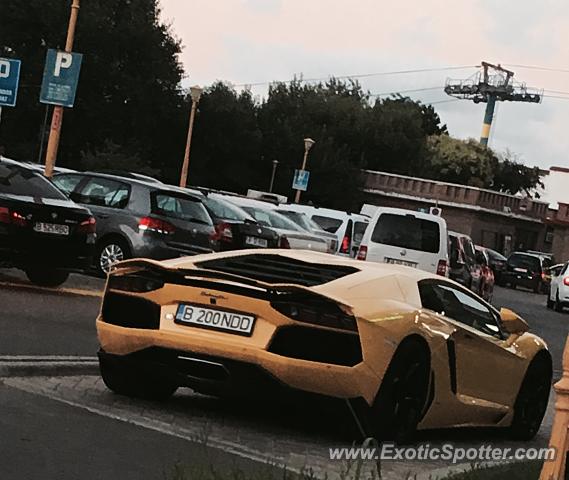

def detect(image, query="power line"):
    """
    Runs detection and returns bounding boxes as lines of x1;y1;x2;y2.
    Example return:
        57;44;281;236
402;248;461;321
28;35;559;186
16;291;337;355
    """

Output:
503;64;569;74
233;65;478;87
544;89;569;96
543;95;569;101
369;86;443;97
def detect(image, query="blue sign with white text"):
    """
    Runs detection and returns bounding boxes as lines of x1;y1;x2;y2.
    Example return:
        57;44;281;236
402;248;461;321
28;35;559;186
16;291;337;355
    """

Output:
0;58;22;107
292;169;310;191
40;49;83;107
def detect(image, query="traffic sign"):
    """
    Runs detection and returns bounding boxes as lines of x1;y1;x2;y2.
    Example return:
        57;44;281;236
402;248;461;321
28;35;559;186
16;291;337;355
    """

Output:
40;49;83;107
292;169;310;191
0;58;22;107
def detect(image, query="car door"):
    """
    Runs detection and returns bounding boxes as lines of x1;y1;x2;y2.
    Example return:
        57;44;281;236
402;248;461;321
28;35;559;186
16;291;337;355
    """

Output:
419;280;526;413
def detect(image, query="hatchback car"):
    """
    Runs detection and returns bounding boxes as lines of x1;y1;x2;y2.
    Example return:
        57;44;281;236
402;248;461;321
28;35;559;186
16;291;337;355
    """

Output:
52;172;216;275
485;248;507;285
0;159;95;286
501;252;550;293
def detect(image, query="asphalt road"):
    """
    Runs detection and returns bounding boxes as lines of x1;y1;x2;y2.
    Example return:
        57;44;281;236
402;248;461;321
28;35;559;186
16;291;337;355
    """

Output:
0;382;282;480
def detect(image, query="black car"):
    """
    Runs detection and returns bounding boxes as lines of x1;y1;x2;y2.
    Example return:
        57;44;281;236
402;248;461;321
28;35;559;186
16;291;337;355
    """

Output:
198;193;280;250
485;247;507;284
501;252;550;293
52;172;216;275
0;159;95;286
448;231;482;294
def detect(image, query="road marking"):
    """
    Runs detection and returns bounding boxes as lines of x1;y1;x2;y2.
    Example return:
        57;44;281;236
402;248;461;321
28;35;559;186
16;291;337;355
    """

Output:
0;281;101;298
4;378;306;476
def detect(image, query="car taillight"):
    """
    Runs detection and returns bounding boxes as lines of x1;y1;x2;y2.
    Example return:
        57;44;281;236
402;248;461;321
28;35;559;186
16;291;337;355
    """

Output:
564;277;569;287
77;216;96;234
279;235;290;249
138;217;176;235
210;222;233;242
271;300;357;332
340;235;350;254
357;245;368;261
437;259;449;277
0;207;27;227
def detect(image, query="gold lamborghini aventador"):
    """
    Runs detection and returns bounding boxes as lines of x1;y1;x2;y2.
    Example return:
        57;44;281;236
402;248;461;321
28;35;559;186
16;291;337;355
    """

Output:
96;249;552;441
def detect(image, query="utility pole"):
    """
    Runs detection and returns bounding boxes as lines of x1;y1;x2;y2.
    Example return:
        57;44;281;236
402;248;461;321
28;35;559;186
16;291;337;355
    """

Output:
444;62;542;147
269;159;279;192
179;85;203;188
44;0;80;177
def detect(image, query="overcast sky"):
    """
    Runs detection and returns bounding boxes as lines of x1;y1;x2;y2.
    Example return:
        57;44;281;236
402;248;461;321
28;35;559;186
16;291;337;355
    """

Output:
160;0;568;171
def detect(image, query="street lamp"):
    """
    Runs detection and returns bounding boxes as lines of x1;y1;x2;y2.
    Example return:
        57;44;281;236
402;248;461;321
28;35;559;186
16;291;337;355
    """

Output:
179;85;203;188
294;138;315;203
269;159;279;192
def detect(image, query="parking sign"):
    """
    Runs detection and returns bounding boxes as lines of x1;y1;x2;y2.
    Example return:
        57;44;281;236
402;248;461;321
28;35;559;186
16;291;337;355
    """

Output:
40;49;83;107
292;169;310;191
0;58;22;107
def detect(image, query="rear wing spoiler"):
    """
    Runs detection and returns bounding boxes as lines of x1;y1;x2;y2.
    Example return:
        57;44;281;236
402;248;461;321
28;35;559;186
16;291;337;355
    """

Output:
109;258;354;313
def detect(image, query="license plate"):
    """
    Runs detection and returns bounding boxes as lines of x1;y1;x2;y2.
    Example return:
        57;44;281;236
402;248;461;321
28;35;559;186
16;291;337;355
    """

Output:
245;236;268;248
384;257;417;268
33;222;69;236
175;304;256;336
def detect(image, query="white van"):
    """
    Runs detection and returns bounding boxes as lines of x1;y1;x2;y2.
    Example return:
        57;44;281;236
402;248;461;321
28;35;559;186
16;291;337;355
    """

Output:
281;204;369;257
357;207;449;276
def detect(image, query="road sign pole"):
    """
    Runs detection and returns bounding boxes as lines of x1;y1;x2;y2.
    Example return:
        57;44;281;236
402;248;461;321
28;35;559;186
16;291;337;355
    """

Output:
294;149;309;203
44;0;80;178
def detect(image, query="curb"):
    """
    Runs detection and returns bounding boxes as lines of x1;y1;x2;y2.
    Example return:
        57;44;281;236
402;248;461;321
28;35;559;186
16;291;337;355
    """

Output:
0;280;102;298
0;356;99;377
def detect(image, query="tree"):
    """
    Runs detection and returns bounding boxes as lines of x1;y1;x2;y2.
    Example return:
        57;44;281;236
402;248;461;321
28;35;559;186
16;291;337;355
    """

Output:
423;135;497;187
492;152;545;198
1;0;185;175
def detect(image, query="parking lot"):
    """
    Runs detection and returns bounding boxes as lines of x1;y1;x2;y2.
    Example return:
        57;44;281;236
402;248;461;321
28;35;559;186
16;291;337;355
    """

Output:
1;272;567;479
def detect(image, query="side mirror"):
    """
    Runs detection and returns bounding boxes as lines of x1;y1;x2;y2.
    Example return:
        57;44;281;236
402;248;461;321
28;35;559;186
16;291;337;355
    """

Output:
500;308;529;335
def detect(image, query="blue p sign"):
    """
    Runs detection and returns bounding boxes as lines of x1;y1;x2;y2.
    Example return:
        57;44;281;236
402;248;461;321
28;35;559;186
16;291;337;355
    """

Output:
40;49;83;108
0;58;22;107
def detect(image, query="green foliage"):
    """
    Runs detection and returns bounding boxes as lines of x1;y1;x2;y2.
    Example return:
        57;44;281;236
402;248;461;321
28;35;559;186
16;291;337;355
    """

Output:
492;153;545;198
423;135;497;188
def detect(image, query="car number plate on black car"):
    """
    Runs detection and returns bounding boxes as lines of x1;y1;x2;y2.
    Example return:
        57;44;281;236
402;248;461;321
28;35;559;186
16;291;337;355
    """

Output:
34;222;69;235
245;236;268;247
175;304;256;336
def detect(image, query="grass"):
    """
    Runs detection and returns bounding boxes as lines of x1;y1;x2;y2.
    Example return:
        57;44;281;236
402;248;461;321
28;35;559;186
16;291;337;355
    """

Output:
441;460;543;480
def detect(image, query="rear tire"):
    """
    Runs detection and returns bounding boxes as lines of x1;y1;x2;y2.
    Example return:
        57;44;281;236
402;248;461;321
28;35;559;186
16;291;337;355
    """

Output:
554;293;564;313
370;339;430;443
99;355;177;401
96;238;130;276
25;268;70;287
546;295;554;309
509;353;552;440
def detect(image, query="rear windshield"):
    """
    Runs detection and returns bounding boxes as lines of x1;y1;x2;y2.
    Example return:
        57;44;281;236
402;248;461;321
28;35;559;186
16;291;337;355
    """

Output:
152;193;212;225
371;213;441;253
312;215;343;233
0;164;67;200
242;207;302;231
353;221;368;244
204;196;253;222
277;211;313;231
508;254;541;272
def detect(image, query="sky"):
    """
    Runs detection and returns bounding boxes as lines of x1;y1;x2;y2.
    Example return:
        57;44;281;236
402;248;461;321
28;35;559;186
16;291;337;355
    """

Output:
159;0;568;172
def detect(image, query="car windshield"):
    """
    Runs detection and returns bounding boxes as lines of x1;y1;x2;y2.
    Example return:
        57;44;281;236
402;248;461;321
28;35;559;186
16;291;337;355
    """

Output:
242;207;302;231
152;193;212;225
0;164;68;200
312;215;343;233
371;213;440;253
486;248;507;262
204;196;254;222
508;254;541;272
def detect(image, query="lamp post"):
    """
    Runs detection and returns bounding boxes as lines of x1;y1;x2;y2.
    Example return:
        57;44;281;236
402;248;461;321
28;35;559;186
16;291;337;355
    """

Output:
269;159;279;192
179;85;203;188
44;0;80;178
294;138;315;203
